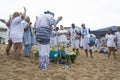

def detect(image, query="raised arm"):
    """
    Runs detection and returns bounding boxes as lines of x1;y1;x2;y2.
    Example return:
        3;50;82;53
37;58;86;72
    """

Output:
56;16;62;25
6;15;12;27
21;7;26;19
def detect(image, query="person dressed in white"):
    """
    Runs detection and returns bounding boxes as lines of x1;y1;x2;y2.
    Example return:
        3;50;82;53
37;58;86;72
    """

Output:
115;26;120;54
100;36;106;47
50;28;56;47
80;23;93;58
54;27;59;47
58;25;68;47
35;11;62;70
105;29;116;59
70;23;79;53
95;36;101;52
9;7;26;61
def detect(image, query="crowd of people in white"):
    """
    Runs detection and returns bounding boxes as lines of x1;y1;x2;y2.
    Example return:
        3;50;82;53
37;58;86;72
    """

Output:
0;7;120;70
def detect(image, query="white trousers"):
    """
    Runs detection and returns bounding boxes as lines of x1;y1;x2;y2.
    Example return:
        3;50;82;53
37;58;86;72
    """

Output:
38;43;50;70
71;39;79;49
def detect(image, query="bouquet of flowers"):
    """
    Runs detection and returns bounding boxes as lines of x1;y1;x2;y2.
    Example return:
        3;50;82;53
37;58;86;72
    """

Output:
33;50;39;59
65;51;77;64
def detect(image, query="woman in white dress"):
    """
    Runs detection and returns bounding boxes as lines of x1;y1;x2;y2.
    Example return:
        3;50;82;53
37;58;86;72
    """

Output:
58;25;68;47
105;29;116;59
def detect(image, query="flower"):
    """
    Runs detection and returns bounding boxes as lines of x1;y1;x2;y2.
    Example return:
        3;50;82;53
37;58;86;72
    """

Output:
50;47;57;52
68;51;76;55
59;46;65;51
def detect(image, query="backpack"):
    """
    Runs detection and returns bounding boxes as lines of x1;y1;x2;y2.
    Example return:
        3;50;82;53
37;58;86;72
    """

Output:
89;35;95;46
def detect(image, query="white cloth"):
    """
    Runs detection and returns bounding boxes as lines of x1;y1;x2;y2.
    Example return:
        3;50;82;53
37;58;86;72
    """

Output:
10;16;24;43
81;28;91;50
115;31;120;44
105;34;116;47
100;37;106;46
38;43;50;57
6;28;10;40
71;39;79;49
70;28;79;49
115;31;120;53
38;43;50;70
58;29;68;44
82;36;89;50
70;29;77;39
35;14;56;29
81;28;90;38
50;30;58;47
95;39;101;51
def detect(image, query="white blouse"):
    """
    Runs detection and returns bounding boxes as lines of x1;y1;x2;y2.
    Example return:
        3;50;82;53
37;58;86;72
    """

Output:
10;16;24;39
105;34;116;47
58;29;68;43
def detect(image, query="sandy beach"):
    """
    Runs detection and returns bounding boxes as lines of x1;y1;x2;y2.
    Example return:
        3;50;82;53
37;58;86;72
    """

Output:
0;44;120;80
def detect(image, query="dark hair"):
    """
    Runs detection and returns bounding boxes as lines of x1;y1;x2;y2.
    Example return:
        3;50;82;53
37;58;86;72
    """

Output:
44;11;54;17
71;23;75;27
81;23;85;27
108;28;114;34
55;27;59;31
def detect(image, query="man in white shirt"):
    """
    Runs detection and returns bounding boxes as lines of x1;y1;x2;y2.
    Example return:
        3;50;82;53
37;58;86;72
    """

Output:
80;23;93;58
70;23;79;53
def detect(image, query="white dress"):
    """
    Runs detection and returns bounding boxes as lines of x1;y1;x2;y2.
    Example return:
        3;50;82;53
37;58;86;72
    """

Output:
58;29;68;46
105;34;116;47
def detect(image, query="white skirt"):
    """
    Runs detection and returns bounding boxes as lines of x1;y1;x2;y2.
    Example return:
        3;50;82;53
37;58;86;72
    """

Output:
11;38;23;43
107;41;116;47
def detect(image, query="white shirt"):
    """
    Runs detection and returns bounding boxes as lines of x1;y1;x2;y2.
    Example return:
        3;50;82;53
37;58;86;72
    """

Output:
105;34;116;47
35;14;56;29
81;28;90;38
10;16;24;39
70;29;77;39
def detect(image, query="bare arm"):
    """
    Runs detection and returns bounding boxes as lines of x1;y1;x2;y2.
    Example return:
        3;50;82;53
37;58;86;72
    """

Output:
21;7;26;20
6;15;12;27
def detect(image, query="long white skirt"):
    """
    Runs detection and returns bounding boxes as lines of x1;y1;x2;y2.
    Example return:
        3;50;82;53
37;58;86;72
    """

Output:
38;43;50;70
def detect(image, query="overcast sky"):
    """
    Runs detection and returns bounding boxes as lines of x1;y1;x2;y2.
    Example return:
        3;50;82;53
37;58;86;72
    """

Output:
0;0;120;30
